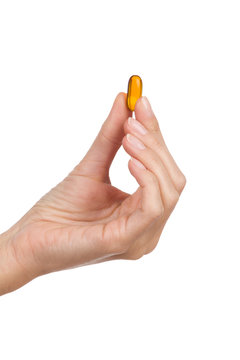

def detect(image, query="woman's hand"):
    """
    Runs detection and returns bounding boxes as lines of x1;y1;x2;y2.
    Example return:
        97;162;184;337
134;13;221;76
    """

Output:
0;93;186;295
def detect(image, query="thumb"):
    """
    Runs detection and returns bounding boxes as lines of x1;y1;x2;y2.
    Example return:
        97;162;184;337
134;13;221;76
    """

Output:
76;92;132;182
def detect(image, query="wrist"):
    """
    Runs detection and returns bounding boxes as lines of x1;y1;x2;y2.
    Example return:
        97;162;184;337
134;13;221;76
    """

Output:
0;227;35;295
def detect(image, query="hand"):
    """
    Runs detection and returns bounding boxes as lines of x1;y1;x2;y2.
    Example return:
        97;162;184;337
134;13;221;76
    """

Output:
0;93;186;294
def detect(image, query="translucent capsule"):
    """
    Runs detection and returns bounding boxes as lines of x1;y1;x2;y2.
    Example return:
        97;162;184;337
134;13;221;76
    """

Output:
127;75;143;111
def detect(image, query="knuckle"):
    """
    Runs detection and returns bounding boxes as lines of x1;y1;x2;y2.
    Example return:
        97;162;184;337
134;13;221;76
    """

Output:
148;171;159;187
147;121;159;133
150;202;164;220
145;242;158;255
176;173;187;192
147;233;161;254
166;190;179;211
147;133;160;148
127;250;144;261
100;127;122;147
156;140;166;153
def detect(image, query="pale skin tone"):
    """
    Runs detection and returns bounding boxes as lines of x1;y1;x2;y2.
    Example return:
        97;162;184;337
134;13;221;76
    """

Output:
0;93;186;295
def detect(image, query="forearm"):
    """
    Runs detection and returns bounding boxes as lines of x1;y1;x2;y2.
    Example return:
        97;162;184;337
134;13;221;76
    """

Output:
0;228;32;295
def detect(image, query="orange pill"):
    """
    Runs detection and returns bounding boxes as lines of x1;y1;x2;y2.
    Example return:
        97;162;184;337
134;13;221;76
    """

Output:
127;75;143;111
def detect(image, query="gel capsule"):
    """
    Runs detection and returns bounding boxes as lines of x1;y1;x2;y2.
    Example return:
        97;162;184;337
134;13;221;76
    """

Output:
127;75;143;111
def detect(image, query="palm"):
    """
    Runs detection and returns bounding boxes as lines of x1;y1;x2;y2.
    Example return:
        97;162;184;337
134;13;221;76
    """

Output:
20;168;143;273
36;171;140;227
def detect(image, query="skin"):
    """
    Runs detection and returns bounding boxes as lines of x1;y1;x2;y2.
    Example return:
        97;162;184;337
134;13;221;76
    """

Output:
0;93;186;295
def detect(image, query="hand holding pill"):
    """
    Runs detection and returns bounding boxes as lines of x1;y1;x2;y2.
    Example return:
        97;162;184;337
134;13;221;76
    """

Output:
0;79;186;294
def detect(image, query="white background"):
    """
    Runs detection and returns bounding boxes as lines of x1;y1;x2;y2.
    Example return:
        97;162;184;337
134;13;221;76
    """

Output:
0;0;240;359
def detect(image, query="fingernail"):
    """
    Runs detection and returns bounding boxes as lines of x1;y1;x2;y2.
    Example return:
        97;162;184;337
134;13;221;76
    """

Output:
141;96;153;115
126;134;145;150
131;157;146;169
128;117;147;135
